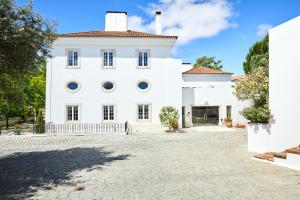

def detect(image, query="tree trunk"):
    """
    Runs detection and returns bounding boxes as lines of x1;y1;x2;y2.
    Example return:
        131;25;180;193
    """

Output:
5;116;8;129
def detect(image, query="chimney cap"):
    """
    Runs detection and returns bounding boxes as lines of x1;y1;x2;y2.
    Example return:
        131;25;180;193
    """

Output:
155;11;161;15
106;11;128;15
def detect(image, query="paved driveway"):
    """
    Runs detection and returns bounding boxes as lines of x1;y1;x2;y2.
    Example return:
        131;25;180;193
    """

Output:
0;130;300;200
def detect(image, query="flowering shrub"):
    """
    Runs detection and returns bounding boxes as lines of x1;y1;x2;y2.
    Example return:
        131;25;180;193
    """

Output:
234;67;270;123
159;106;179;132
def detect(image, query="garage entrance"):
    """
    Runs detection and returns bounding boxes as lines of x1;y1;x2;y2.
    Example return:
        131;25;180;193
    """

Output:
192;106;219;125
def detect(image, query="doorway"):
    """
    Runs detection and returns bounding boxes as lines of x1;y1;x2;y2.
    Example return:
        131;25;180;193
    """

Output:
192;106;219;125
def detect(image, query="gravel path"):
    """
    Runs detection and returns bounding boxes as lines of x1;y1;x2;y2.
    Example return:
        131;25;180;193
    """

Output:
0;130;300;200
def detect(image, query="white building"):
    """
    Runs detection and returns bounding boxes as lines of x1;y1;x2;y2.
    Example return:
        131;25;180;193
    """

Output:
269;16;300;151
182;67;247;127
46;11;247;131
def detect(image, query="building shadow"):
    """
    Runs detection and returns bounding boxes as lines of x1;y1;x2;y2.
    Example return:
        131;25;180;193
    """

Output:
0;147;130;199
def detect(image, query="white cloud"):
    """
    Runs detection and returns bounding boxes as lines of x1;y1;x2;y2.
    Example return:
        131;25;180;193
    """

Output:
256;24;273;37
128;0;234;45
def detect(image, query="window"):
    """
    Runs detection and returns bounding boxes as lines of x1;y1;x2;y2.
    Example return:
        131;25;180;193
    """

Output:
103;105;115;121
102;81;115;92
66;81;80;92
103;50;114;68
67;50;79;67
138;50;149;68
137;80;150;92
66;105;79;122
226;105;232;119
138;104;150;120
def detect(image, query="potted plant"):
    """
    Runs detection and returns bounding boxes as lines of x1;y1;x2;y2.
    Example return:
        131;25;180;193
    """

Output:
13;125;21;135
224;118;232;128
159;106;179;132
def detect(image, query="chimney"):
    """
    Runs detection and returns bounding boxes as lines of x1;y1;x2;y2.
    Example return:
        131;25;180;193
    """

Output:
155;11;162;35
105;11;128;31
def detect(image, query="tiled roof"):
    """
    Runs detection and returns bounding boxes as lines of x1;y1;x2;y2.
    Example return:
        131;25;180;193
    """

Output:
58;30;177;39
231;75;246;81
182;67;233;74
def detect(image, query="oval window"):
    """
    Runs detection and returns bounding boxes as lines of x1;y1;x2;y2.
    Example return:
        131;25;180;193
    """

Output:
137;81;150;91
67;81;79;91
102;81;114;91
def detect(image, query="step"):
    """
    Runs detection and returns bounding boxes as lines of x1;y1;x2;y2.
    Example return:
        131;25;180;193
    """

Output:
286;146;300;155
254;153;274;161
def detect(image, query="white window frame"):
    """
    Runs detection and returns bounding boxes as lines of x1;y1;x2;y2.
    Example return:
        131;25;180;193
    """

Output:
66;49;80;68
137;103;152;122
101;49;116;69
136;49;150;69
65;104;80;122
102;104;116;122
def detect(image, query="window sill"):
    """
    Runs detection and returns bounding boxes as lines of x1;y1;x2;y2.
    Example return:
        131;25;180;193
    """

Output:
66;66;81;69
101;66;116;70
137;66;150;69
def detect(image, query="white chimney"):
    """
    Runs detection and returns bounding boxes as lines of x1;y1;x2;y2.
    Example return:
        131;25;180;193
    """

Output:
155;11;162;35
105;11;128;31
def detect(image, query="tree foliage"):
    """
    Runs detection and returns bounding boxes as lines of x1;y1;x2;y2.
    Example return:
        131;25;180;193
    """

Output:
0;0;56;76
194;56;223;70
24;64;46;116
35;109;44;133
0;0;55;128
159;106;179;132
0;74;25;128
243;35;269;74
234;67;270;123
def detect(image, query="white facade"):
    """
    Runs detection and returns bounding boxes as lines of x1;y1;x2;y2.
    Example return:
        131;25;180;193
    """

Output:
46;38;182;127
269;16;300;151
181;71;248;127
46;11;247;130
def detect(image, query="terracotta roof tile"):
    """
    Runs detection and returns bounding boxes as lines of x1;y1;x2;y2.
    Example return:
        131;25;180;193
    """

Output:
231;75;246;81
182;67;233;74
58;30;177;39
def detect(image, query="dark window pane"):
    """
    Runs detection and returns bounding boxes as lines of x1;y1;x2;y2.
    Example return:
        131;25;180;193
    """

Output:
138;82;149;90
109;106;114;120
67;106;72;121
103;82;114;90
67;82;78;90
73;106;78;121
138;52;143;66
103;106;108;120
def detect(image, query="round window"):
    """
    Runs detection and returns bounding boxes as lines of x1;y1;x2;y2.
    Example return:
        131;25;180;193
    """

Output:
137;81;150;91
102;81;114;91
67;81;79;91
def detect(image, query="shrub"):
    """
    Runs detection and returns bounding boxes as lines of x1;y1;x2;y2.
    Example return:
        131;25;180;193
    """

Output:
159;106;179;132
234;67;270;123
241;105;270;124
35;110;45;133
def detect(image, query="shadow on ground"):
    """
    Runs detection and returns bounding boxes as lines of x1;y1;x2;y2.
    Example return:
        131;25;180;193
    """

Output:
0;147;130;200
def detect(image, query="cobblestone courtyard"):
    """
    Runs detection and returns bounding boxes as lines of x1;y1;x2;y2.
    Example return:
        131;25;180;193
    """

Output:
0;129;300;200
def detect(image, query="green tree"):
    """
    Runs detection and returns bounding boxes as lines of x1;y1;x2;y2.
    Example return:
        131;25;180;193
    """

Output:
0;74;25;129
159;106;179;132
0;0;55;127
0;0;56;77
194;56;223;70
243;35;269;74
35;110;44;133
24;64;46;118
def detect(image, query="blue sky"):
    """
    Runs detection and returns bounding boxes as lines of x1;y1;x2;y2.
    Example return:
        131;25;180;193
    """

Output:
17;0;300;75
